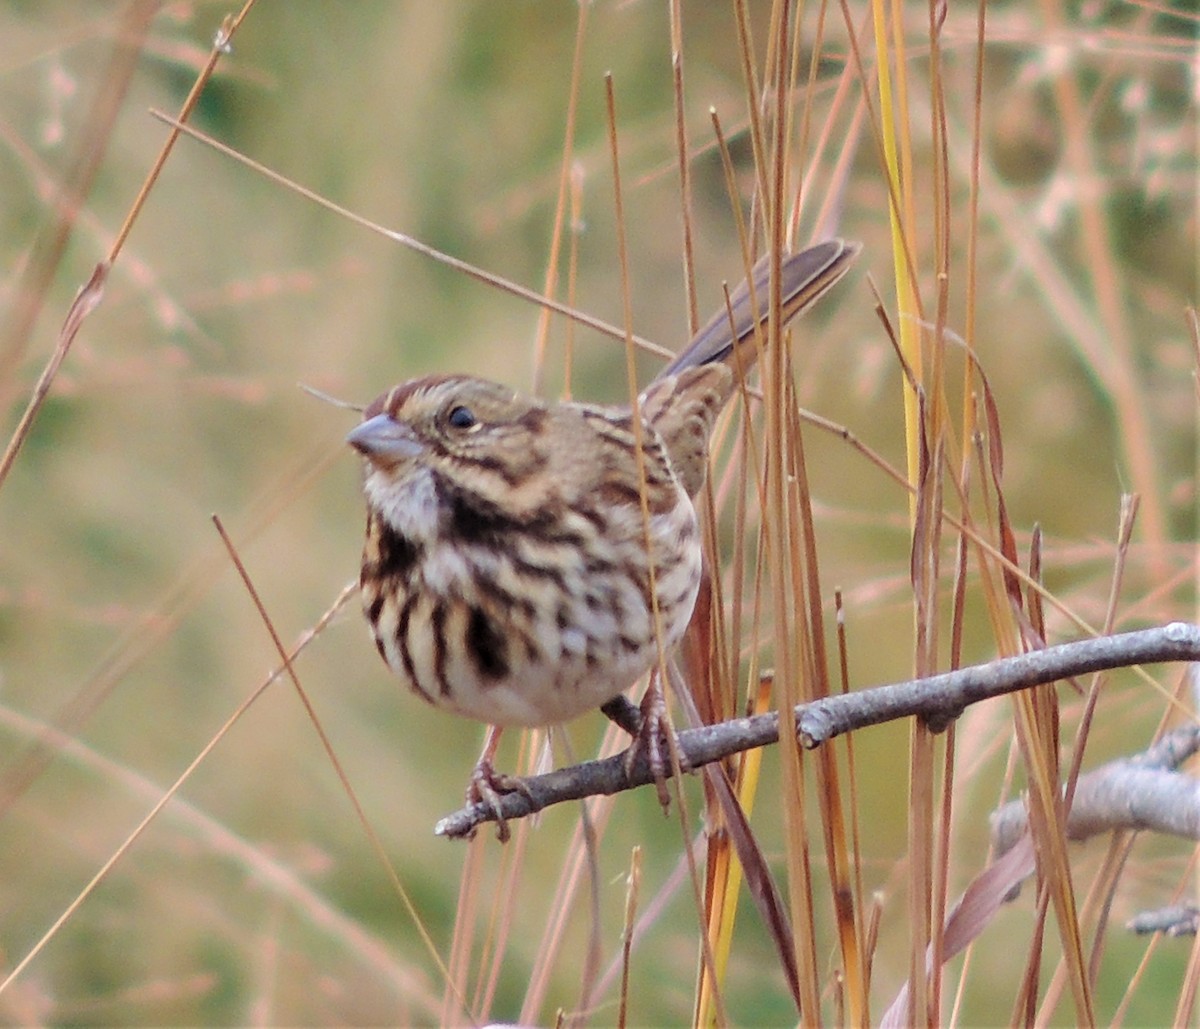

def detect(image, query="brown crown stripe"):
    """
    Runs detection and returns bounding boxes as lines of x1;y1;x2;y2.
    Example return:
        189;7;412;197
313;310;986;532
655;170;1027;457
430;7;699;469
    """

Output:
365;374;460;419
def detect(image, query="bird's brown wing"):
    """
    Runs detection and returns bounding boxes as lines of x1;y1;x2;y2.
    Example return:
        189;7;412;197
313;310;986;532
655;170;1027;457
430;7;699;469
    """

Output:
639;363;732;498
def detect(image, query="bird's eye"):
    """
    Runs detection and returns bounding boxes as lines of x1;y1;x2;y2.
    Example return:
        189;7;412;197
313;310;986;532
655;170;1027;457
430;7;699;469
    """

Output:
447;405;478;430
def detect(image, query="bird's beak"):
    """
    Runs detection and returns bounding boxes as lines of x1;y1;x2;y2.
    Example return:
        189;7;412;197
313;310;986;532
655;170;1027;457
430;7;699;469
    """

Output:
346;414;424;466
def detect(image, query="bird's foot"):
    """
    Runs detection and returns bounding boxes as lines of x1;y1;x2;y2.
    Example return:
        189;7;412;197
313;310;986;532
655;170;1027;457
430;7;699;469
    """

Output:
465;757;532;843
607;682;686;812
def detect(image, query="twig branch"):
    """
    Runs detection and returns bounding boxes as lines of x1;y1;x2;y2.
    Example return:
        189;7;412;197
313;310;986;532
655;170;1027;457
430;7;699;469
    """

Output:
990;721;1200;855
435;622;1200;839
1128;905;1200;937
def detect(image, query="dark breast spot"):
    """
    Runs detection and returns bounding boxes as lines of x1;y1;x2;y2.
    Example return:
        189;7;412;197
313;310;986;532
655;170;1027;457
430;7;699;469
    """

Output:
466;606;510;681
374;520;422;578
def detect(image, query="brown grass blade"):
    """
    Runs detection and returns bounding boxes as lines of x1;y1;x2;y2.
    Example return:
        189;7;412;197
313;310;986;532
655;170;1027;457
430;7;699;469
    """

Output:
701;758;803;1015
882;835;1038;1028
0;0;156;395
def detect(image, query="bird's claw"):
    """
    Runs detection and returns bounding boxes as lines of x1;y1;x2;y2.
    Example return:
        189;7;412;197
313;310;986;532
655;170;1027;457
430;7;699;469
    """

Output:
621;683;686;812
466;758;532;843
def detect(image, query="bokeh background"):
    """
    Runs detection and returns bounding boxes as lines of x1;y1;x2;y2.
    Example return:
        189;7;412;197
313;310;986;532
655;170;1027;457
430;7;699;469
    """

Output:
0;1;1194;1024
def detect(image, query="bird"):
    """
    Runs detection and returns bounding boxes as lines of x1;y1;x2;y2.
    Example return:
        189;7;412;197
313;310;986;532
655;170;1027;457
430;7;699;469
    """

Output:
348;239;859;834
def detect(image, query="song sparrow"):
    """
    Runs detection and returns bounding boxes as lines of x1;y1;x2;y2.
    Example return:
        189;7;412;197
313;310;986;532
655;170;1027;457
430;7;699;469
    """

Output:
349;239;859;828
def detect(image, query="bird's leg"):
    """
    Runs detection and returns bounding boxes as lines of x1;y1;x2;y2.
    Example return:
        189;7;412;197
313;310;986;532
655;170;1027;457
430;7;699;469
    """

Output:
605;672;686;811
465;725;529;843
599;694;643;735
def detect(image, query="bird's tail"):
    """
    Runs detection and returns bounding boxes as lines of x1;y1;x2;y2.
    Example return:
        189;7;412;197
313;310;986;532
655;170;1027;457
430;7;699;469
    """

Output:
657;238;860;381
